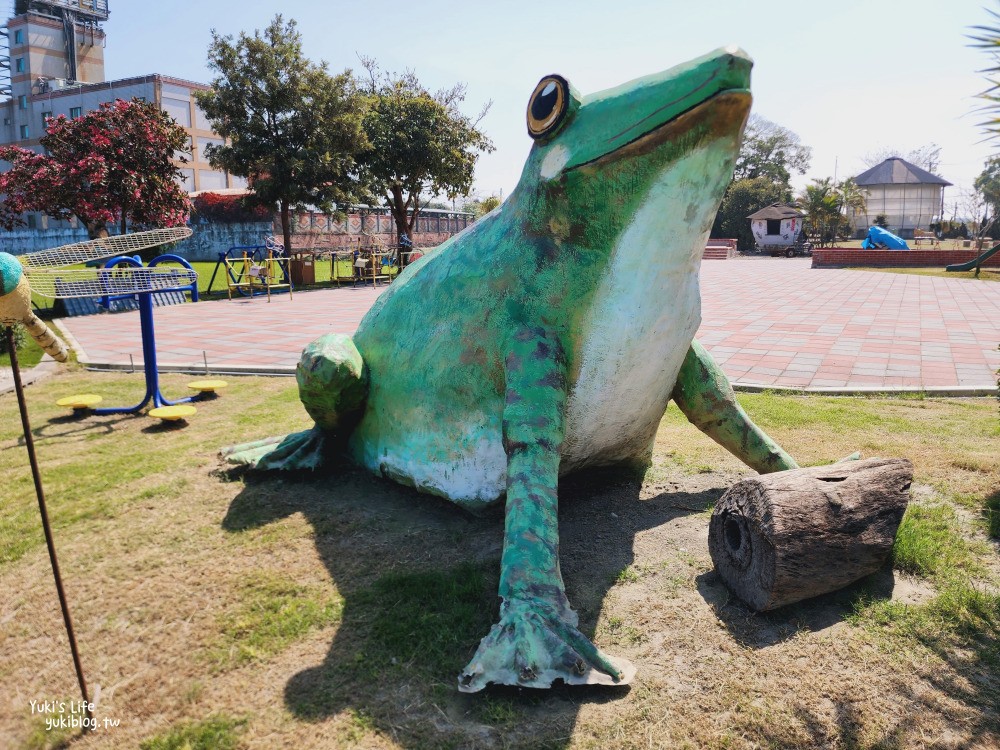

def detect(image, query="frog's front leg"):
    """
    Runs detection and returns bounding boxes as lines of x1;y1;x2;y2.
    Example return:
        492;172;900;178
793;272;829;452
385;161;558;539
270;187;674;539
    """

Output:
459;326;635;692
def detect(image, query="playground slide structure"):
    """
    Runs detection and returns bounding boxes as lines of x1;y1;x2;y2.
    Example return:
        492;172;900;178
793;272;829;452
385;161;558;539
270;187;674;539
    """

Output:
946;242;1000;275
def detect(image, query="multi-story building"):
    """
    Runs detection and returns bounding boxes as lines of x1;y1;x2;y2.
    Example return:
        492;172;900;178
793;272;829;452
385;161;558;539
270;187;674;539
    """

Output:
0;0;243;222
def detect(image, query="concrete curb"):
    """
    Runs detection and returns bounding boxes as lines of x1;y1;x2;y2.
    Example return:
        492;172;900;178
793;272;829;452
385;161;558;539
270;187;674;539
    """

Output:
81;361;297;377
0;356;62;396
71;364;999;396
732;382;999;397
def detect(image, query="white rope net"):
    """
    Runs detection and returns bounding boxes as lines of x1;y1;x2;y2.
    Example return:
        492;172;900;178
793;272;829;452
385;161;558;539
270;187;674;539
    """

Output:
28;267;199;299
20;227;193;268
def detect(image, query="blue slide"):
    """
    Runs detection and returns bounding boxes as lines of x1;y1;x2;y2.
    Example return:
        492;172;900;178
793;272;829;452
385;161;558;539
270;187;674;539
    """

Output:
861;226;909;250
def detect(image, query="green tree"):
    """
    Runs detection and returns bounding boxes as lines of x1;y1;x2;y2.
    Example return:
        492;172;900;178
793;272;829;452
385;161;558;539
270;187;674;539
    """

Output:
196;15;368;254
797;178;845;247
464;194;502;219
837;177;868;237
974;157;1000;213
710;177;789;251
732;114;811;186
359;59;493;260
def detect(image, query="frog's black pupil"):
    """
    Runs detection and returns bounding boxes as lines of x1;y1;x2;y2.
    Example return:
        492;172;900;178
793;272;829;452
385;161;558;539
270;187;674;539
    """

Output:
531;82;559;122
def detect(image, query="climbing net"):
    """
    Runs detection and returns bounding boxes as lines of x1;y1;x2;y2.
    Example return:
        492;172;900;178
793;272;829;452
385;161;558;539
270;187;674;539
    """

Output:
19;227;193;268
28;267;199;299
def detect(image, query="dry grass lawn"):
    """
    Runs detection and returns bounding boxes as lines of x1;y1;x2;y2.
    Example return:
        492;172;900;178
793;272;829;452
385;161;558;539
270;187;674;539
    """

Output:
0;367;997;749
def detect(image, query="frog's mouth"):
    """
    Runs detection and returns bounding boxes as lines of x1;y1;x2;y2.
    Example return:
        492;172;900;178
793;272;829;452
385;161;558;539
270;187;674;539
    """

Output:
578;89;752;171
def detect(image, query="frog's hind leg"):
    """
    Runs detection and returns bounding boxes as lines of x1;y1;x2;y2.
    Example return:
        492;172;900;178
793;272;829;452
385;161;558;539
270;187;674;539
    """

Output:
459;326;635;693
671;339;797;473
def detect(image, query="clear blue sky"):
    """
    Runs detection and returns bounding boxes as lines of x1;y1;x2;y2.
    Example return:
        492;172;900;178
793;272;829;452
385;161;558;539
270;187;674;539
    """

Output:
103;0;997;208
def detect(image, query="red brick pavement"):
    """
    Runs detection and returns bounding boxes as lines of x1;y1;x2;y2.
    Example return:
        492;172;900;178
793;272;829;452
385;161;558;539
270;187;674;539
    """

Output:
57;260;1000;392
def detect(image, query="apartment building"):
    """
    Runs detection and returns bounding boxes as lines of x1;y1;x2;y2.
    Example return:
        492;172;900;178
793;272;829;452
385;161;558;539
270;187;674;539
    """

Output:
0;1;242;204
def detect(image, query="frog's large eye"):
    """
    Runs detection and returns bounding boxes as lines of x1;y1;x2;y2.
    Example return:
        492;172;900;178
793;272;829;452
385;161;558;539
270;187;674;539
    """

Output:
527;75;570;140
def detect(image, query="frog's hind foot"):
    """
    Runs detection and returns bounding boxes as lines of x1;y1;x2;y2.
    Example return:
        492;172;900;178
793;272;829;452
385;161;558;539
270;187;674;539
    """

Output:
458;598;635;693
220;427;326;471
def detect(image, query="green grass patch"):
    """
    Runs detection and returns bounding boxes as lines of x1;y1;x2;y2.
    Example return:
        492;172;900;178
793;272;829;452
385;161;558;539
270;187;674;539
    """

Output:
892;504;982;577
213;575;343;667
0;333;44;369
850;581;1000;667
21;716;75;750
0;371;307;568
984;490;1000;538
354;561;497;673
139;715;246;750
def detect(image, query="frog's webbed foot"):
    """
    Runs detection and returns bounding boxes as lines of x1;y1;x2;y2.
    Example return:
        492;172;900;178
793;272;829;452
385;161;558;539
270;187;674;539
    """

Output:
459;598;635;692
220;428;326;470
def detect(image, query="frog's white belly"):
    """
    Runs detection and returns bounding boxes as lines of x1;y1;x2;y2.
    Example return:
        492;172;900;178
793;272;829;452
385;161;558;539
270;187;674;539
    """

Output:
561;145;724;470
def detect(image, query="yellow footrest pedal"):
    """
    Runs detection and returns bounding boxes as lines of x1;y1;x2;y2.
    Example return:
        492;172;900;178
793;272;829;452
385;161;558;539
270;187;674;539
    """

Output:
57;394;103;410
148;405;197;421
187;379;228;392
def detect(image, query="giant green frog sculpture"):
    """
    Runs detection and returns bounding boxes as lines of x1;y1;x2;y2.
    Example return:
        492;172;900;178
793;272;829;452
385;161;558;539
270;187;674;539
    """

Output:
225;46;798;692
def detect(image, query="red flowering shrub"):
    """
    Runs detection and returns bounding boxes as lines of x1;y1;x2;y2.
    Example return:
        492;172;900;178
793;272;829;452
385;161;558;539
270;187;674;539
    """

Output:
191;192;272;223
0;98;192;237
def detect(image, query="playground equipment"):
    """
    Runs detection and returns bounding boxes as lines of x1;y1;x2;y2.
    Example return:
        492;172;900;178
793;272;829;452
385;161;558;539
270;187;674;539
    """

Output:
0;226;226;419
53;251;225;417
946;241;1000;276
206;236;293;300
347;234;399;287
861;225;909;250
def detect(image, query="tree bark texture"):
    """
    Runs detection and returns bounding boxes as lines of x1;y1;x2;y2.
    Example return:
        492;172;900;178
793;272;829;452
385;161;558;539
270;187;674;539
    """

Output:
708;457;912;611
280;200;292;255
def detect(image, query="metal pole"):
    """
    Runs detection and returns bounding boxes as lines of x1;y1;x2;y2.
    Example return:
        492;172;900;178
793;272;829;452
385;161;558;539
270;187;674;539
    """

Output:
5;326;92;727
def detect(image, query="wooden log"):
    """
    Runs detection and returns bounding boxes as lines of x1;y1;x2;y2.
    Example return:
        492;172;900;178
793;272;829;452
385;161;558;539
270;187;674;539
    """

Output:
708;457;912;611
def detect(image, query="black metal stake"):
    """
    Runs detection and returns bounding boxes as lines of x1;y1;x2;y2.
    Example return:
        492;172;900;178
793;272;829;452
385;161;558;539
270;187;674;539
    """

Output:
5;326;92;727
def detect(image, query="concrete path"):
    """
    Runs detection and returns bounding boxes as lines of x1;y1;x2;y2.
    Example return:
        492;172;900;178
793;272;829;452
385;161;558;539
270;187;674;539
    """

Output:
0;358;61;396
55;259;1000;394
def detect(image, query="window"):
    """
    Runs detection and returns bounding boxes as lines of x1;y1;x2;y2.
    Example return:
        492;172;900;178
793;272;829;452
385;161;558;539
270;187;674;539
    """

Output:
766;219;781;236
14;29;23;45
15;58;24;73
18;95;27;110
41;111;51;127
26;214;36;229
19;124;29;139
69;106;82;118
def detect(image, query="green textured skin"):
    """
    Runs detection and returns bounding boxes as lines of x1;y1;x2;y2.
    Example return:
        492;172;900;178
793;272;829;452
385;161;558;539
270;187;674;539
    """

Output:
672;340;798;473
297;333;368;432
0;252;23;296
226;47;800;691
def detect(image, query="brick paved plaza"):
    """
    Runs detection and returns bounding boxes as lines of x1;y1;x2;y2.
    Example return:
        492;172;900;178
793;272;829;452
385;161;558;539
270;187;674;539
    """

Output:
55;259;1000;393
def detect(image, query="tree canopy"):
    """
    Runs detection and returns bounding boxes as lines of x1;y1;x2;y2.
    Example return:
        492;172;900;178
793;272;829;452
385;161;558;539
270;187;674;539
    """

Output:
861;144;941;173
710;177;790;251
796;178;848;246
732;114;811;186
195;15;368;253
0;99;190;237
359;59;493;257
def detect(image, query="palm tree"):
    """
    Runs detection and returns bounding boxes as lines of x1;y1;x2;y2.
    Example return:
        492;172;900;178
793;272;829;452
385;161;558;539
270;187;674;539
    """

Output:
971;6;1000;142
837;177;868;237
796;178;843;247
